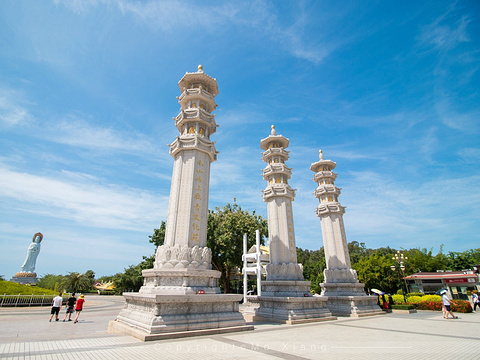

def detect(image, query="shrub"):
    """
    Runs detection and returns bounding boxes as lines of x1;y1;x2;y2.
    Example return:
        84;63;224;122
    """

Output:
407;292;424;297
451;300;472;313
392;294;405;304
421;295;441;303
405;295;423;304
416;301;443;311
391;304;415;310
403;297;472;313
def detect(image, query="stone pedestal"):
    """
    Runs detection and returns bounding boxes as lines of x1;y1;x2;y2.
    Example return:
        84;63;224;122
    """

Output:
246;281;336;324
10;272;37;285
110;267;253;340
139;268;221;295
320;282;384;317
320;269;384;317
110;291;251;341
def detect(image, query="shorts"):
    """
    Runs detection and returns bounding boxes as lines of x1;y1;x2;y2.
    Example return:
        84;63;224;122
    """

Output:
51;307;60;315
445;305;451;311
66;306;74;313
75;309;82;312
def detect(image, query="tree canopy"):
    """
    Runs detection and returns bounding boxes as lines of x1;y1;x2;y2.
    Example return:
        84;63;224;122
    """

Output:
298;245;480;294
207;203;268;293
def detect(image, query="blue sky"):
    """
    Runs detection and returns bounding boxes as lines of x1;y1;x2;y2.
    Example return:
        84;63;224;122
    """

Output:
1;1;479;279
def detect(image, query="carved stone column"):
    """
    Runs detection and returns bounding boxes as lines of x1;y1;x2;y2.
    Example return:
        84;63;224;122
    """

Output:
246;127;334;324
311;150;384;317
109;66;252;340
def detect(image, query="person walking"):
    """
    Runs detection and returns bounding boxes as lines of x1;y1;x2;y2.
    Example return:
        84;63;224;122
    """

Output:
49;293;63;322
388;294;394;307
381;294;389;311
441;290;457;319
73;294;85;324
472;292;479;312
63;293;77;322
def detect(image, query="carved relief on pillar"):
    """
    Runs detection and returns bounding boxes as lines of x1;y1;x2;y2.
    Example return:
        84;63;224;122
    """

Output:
266;263;304;281
154;244;212;270
324;268;358;283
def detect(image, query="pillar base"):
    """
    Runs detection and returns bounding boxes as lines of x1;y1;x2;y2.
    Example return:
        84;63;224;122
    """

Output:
243;280;336;324
110;293;252;340
246;295;336;324
320;282;384;317
261;280;312;297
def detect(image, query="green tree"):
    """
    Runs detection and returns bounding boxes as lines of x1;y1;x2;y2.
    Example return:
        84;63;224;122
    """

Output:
111;228;160;293
84;270;96;288
207;203;268;293
58;272;92;293
36;274;64;290
297;247;326;293
353;251;397;294
112;255;155;293
448;249;480;270
149;221;166;247
348;241;369;265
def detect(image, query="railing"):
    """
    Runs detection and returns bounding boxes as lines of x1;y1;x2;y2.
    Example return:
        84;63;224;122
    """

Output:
0;294;67;307
178;88;215;102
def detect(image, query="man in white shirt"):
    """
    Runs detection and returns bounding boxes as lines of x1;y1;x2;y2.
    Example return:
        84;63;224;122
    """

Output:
49;293;63;322
441;290;457;319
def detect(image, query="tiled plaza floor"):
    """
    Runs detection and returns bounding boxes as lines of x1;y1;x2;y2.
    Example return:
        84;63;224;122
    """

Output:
0;295;478;359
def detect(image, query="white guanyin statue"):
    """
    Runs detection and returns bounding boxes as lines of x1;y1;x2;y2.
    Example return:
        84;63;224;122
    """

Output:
20;232;43;273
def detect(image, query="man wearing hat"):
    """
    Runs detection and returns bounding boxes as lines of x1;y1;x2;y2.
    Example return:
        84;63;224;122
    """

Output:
441;290;457;319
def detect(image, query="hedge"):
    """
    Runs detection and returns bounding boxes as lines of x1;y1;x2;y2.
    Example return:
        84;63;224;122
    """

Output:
391;304;415;310
388;292;472;313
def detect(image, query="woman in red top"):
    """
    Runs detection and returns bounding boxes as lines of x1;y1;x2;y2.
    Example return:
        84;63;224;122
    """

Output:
74;294;85;324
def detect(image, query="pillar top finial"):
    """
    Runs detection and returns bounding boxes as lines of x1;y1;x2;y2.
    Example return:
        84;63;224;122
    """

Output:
271;125;276;135
198;64;203;72
319;149;324;160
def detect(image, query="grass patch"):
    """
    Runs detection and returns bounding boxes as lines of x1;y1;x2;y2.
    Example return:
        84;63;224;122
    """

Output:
0;280;57;295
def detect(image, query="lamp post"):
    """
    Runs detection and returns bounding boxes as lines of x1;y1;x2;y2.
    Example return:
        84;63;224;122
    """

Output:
391;250;409;303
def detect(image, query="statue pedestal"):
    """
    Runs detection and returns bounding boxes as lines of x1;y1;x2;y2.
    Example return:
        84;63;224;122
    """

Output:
245;280;336;324
109;268;253;341
10;272;37;285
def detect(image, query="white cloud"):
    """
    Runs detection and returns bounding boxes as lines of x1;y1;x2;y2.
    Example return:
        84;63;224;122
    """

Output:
44;116;157;153
434;95;480;133
340;171;480;249
458;147;480;164
0;165;167;231
0;88;31;126
419;13;470;52
53;0;337;64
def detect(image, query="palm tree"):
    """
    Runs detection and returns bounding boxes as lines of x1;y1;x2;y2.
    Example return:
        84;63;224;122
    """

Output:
59;272;91;293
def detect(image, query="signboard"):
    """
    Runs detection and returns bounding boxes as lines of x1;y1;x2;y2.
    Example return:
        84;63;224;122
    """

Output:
446;278;470;284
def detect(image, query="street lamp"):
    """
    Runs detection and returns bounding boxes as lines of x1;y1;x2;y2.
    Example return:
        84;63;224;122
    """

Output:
391;250;409;303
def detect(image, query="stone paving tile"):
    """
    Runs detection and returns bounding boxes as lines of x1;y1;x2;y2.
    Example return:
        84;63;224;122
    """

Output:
1;296;479;359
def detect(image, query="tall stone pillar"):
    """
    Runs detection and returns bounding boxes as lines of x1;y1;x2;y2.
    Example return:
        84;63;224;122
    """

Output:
311;150;383;317
109;66;252;340
247;126;334;324
261;125;303;284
